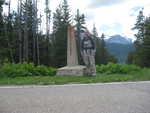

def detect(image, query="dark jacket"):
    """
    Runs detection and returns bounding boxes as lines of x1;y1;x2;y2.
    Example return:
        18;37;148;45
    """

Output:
81;35;95;50
81;33;96;55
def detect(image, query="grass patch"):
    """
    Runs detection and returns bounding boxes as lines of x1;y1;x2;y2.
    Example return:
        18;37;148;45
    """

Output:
0;69;150;85
0;63;150;85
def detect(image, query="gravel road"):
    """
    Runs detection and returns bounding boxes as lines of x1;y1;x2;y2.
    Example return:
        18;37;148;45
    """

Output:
0;81;150;113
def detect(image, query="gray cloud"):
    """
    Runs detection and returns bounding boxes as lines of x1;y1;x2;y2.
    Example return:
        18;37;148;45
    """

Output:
88;0;128;8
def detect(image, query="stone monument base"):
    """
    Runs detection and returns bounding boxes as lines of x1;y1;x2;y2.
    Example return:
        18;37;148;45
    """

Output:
57;65;86;76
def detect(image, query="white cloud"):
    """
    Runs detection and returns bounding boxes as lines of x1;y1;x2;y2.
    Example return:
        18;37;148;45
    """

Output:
84;0;150;39
2;0;150;40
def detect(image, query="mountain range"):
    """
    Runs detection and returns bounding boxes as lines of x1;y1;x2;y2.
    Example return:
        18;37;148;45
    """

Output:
105;35;135;63
105;35;133;45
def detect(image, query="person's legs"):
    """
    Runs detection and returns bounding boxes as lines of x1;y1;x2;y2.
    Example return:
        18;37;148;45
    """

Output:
82;55;90;76
82;54;96;76
82;55;89;66
89;55;96;77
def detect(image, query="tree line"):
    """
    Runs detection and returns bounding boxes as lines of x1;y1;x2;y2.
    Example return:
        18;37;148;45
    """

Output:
127;9;150;67
0;0;117;67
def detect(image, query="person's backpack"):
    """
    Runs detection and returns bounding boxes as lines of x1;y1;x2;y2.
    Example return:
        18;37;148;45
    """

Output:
81;35;95;50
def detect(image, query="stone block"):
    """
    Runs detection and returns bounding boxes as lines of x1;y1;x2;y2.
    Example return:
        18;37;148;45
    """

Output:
57;65;86;76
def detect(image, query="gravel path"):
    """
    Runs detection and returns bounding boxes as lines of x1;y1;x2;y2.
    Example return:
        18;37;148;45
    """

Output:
0;81;150;113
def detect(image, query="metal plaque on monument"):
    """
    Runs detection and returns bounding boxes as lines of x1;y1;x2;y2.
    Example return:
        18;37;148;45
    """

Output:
57;25;86;76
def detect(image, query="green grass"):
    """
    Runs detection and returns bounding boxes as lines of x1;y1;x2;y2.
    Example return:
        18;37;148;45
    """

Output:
0;68;150;85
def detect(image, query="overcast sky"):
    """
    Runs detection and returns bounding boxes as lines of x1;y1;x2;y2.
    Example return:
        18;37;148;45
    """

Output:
4;0;150;39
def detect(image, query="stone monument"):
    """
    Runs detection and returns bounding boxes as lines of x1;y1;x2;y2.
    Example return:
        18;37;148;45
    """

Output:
57;25;86;76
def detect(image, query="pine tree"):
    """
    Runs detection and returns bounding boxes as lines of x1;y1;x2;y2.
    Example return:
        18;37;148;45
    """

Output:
74;9;86;64
5;0;15;62
92;24;101;65
52;0;71;67
17;0;23;62
62;0;71;24
99;34;108;64
0;0;5;39
128;9;150;67
45;0;51;65
74;9;86;34
139;17;150;67
0;0;7;63
0;0;5;33
132;8;145;43
126;51;136;64
95;33;117;65
0;0;19;63
129;9;145;66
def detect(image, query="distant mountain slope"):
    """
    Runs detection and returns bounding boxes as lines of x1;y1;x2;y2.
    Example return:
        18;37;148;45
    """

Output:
105;35;132;45
105;35;134;63
106;43;134;63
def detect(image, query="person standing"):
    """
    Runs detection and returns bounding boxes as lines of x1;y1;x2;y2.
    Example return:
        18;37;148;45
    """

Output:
81;29;96;77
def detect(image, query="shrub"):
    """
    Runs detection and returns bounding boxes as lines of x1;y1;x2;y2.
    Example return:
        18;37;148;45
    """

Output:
96;62;141;74
35;65;56;76
0;63;56;78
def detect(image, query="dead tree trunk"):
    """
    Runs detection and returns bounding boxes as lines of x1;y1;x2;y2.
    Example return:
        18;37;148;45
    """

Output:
7;0;14;62
18;0;23;63
45;0;51;65
32;0;40;65
23;0;29;62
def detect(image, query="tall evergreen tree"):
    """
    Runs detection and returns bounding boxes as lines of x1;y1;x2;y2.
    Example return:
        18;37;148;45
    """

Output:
17;0;23;62
128;9;150;67
139;17;150;67
45;0;51;65
0;0;5;41
132;8;145;43
0;0;5;33
52;0;71;67
92;24;101;65
4;0;15;62
74;9;86;34
0;0;7;63
99;33;108;64
132;9;145;64
128;9;145;66
0;0;19;63
74;9;86;64
21;0;38;63
95;33;117;65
